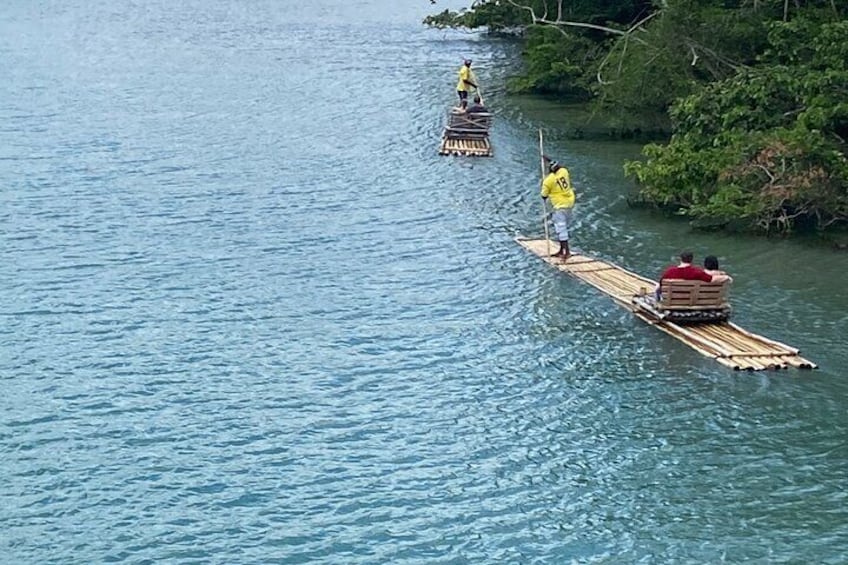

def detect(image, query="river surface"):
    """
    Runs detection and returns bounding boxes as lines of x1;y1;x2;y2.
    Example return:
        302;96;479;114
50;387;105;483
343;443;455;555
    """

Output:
2;1;847;563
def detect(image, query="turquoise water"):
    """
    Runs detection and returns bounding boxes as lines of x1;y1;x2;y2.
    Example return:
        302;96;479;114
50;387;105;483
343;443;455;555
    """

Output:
2;1;847;562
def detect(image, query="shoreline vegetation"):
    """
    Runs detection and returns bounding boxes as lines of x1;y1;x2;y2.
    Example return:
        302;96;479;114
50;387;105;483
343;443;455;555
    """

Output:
426;1;848;240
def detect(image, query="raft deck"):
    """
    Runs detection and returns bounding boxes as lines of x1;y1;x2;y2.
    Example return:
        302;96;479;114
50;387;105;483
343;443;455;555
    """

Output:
438;137;493;157
438;111;493;157
517;238;817;371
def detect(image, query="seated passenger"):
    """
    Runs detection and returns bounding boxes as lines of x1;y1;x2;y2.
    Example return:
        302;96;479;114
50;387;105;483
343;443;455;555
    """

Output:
467;95;488;113
656;251;729;299
703;255;733;282
660;251;729;283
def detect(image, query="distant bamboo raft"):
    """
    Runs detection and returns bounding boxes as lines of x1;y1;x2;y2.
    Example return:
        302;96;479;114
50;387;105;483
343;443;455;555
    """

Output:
438;110;493;157
517;238;817;371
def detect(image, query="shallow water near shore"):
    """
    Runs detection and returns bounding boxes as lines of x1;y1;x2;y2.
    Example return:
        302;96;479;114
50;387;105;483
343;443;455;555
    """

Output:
2;1;847;562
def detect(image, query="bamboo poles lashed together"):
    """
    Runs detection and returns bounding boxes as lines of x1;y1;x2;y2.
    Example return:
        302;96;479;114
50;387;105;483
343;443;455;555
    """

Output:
538;129;551;257
514;238;817;370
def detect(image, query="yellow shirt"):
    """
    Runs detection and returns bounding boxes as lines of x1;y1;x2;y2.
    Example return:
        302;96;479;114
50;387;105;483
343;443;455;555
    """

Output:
541;168;575;209
456;65;470;92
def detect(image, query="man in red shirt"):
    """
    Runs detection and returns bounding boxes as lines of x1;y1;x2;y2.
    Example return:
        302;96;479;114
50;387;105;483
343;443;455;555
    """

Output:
660;251;730;284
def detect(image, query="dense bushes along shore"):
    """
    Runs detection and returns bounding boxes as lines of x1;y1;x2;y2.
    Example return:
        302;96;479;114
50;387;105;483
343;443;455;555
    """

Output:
427;1;848;236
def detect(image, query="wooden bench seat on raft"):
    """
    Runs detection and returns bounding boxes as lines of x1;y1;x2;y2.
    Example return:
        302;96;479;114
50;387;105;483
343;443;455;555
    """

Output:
632;279;732;324
444;111;493;140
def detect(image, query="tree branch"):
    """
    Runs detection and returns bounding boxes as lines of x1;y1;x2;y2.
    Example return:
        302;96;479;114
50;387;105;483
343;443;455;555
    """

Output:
505;0;658;45
755;163;776;183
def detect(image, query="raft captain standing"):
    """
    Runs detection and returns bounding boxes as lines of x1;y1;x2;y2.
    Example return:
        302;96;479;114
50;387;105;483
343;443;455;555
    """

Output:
456;59;478;106
541;158;576;262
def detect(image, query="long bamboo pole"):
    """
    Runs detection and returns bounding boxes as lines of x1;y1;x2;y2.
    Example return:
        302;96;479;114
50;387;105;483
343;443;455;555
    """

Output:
538;129;551;257
704;325;775;356
698;325;760;353
663;323;733;357
727;321;800;354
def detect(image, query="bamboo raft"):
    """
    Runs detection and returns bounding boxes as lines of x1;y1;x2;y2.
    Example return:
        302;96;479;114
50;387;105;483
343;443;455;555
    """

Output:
438;110;493;157
438;137;493;157
517;238;817;371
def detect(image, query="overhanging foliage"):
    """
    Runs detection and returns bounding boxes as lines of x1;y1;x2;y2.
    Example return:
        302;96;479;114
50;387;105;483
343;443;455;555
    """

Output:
427;1;848;234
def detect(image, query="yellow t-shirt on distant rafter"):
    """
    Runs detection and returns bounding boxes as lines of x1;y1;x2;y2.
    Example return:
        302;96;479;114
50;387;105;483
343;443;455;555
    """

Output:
541;167;575;209
456;65;470;92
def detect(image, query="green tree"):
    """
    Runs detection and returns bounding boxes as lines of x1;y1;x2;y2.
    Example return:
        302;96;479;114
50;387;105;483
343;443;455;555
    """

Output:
428;2;848;233
626;19;848;233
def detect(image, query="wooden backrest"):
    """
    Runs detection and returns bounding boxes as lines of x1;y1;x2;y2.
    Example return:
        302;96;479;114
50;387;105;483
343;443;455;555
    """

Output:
659;279;730;310
447;111;493;132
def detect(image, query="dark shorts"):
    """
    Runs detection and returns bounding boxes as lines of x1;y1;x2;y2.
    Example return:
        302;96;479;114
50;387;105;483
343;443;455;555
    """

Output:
457;90;468;101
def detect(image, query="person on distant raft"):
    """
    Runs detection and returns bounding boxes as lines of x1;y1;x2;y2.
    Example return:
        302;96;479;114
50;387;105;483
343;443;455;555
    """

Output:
466;94;488;113
456;59;478;105
540;158;576;261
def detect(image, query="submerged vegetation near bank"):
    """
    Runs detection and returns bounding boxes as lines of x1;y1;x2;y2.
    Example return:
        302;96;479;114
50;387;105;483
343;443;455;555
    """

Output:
426;1;848;235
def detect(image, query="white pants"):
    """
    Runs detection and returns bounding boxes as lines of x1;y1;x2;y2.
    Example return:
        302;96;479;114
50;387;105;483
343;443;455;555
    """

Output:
552;207;574;241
